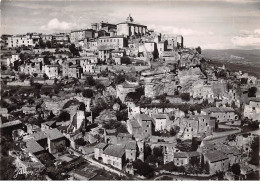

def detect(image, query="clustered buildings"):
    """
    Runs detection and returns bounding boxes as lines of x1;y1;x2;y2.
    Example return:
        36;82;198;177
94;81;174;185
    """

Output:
0;15;259;181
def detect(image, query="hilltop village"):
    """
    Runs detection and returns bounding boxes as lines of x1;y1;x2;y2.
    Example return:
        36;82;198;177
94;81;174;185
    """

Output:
0;15;259;181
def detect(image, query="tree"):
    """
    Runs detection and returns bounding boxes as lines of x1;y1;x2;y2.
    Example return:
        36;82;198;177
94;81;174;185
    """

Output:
39;39;46;49
195;46;202;54
85;76;96;86
201;155;205;171
170;126;180;136
132;159;154;178
121;56;131;65
231;163;241;175
46;40;52;48
248;87;257;97
205;161;210;174
74;138;86;146
163;162;177;172
82;89;94;98
96;82;105;93
191;137;200;151
144;144;152;160
227;134;236;142
153;147;163;157
19;73;29;81
69;44;80;57
181;93;190;101
1;65;7;71
113;73;126;85
57;111;70;122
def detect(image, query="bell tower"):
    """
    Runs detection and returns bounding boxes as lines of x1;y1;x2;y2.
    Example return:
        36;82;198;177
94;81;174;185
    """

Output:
126;14;134;22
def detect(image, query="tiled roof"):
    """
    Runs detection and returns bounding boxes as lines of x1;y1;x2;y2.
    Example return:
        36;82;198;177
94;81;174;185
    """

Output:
41;121;56;127
202;107;235;113
174;152;188;158
186;151;200;157
117;133;132;138
30;131;47;141
69;64;81;68
123;141;136;150
152;114;167;119
136;114;152;121
103;144;125;158
24;140;44;154
204;150;228;163
214;144;241;156
120;81;139;88
1;120;22;128
129;119;141;128
94;143;108;149
45;128;65;141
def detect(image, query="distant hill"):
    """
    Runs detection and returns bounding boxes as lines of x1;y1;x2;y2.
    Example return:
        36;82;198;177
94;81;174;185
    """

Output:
202;49;260;78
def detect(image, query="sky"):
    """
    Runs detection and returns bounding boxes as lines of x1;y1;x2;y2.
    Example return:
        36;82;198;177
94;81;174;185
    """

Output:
1;0;260;49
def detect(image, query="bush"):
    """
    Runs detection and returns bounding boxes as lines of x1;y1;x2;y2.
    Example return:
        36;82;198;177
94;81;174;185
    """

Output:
180;93;190;101
85;76;96;86
231;163;241;175
57;111;70;122
132;159;154;178
82;89;93;98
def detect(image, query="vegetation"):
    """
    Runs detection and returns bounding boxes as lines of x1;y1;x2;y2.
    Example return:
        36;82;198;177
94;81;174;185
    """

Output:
82;89;94;98
132;159;154;178
56;111;70;122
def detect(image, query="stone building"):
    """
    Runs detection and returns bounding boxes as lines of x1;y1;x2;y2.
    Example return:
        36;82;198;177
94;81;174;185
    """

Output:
243;98;260;121
117;14;148;37
178;115;216;140
7;34;34;48
203;150;230;175
201;107;238;123
70;29;95;45
126;114;153;139
116;81;139;102
44;64;59;79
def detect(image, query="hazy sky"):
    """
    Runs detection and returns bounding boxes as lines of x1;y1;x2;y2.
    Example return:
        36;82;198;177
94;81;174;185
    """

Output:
1;0;260;49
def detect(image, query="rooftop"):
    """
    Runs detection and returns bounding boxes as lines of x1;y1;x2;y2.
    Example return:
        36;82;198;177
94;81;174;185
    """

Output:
204;150;229;163
0;120;22;128
122;141;136;150
135;113;153;121
202;107;235;113
103;144;125;158
94;143;108;150
45;128;65;141
24;140;45;154
128;119;141;128
174;152;188;158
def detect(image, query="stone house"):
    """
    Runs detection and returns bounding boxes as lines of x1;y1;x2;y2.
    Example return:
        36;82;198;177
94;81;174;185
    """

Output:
151;114;167;131
178;115;215;140
214;144;241;166
243;98;260;121
102;144;125;170
67;64;82;79
126;114;153;139
203;150;230;175
23;128;67;154
173;152;189;166
94;143;108;160
201;107;238;123
44;64;59;79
